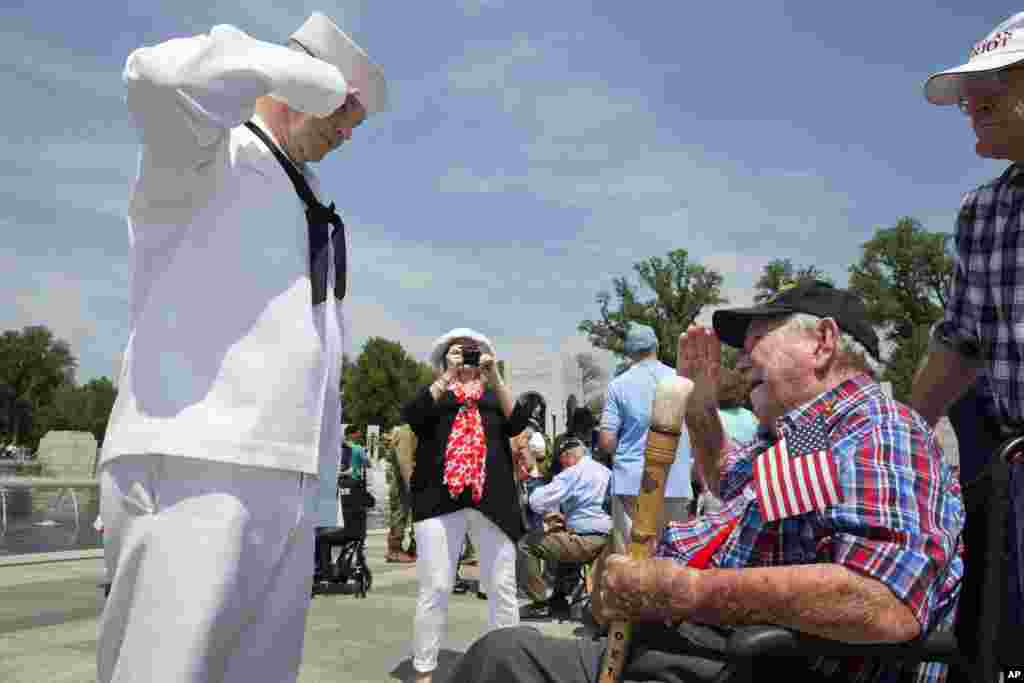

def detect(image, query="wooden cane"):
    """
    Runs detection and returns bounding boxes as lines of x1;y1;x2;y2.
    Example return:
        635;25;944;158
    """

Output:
598;374;693;683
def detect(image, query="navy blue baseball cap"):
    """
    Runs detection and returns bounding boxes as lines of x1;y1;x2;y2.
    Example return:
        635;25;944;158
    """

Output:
712;281;880;359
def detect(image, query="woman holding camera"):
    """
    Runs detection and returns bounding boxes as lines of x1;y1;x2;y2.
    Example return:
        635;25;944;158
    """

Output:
403;328;531;683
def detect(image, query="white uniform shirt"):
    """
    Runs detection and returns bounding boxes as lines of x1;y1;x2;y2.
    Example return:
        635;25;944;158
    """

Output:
101;25;350;475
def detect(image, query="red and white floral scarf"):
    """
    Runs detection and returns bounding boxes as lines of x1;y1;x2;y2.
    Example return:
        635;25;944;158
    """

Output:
443;380;487;502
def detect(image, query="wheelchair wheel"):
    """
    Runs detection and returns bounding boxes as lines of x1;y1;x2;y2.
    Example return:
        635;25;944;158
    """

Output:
355;567;371;598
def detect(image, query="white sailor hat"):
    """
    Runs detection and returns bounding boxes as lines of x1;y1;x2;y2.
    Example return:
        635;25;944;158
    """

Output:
290;12;389;115
429;328;495;370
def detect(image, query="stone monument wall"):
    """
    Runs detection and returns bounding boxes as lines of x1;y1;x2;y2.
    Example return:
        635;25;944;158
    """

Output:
36;431;98;479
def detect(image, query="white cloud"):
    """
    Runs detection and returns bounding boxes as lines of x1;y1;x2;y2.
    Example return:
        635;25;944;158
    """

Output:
456;0;505;17
446;37;540;93
4;279;98;359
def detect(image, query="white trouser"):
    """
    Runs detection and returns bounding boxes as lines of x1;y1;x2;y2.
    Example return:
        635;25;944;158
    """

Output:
412;508;519;673
98;454;317;683
610;494;690;552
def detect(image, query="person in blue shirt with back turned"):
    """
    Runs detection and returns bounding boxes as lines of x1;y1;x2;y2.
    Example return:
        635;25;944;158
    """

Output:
598;324;693;540
519;436;611;619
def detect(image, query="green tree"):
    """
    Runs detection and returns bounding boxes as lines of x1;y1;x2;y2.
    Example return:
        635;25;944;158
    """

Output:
578;249;727;367
341;338;435;432
0;326;77;443
754;259;834;303
849;217;952;341
847;217;954;401
25;376;117;450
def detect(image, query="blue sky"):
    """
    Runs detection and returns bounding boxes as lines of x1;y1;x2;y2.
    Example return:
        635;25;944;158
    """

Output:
0;1;1015;424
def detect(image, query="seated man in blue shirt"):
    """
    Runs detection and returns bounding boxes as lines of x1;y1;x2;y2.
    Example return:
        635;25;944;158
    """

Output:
519;436;611;619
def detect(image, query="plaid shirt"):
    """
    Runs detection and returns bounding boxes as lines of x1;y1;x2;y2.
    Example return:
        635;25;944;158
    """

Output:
944;162;1024;425
657;375;965;683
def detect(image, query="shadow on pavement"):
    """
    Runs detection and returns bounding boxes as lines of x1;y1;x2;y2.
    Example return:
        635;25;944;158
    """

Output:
389;649;464;682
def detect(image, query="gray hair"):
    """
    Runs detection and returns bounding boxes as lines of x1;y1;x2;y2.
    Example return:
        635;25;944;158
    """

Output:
781;313;880;379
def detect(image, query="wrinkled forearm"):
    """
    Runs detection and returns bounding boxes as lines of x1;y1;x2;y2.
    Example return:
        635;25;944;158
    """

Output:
909;345;979;427
685;407;727;497
627;560;921;643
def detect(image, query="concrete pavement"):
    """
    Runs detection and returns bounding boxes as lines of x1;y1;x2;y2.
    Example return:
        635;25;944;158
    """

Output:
0;530;583;683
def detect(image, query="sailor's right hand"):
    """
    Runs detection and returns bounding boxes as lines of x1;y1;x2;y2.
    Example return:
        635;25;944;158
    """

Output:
677;325;720;413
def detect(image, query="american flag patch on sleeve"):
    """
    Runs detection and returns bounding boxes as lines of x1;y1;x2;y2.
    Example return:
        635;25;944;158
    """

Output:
753;417;841;522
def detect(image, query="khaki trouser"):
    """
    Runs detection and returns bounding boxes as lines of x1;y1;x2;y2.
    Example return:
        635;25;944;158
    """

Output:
519;528;608;602
384;448;413;552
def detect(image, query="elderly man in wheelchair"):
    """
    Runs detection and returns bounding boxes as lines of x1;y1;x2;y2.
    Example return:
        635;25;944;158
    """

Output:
447;282;973;683
518;435;612;620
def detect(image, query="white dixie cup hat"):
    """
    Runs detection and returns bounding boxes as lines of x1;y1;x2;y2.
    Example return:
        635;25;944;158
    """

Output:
289;11;389;115
925;12;1024;106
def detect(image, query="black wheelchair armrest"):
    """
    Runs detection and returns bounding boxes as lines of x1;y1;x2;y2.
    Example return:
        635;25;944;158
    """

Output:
725;625;959;662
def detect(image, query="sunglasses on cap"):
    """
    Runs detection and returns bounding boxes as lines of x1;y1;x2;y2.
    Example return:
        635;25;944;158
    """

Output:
957;64;1024;113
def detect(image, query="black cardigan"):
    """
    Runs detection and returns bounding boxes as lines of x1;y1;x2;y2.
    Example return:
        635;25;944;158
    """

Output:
403;385;530;543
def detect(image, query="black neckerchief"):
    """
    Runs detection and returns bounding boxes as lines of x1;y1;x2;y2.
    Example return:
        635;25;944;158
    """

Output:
244;121;346;305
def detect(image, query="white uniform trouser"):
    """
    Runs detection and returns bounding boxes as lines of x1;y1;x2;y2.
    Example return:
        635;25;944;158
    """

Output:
412;508;518;673
98;454;317;683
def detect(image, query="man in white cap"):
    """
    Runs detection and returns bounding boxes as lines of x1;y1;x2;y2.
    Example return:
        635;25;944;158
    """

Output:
914;11;1024;636
98;12;386;683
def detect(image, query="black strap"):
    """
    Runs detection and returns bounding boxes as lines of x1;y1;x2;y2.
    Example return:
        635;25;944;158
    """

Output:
244;121;346;304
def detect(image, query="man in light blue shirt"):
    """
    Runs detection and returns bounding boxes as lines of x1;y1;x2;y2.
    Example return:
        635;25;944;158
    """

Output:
598;323;692;548
519;437;611;619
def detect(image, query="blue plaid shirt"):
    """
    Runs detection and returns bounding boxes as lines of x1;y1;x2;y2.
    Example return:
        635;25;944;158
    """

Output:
943;162;1024;425
942;163;1024;633
657;376;965;683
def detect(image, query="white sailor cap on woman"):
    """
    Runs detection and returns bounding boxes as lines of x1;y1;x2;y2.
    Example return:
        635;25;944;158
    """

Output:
429;328;495;370
925;12;1024;105
290;12;389;115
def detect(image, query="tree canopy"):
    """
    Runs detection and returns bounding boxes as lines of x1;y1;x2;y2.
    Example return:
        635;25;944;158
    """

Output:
753;259;834;303
0;326;78;443
341;337;435;432
848;217;952;342
847;217;953;401
34;377;117;445
578;248;727;367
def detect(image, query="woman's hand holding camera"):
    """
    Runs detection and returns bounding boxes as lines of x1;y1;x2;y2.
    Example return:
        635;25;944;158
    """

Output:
479;352;500;386
429;345;462;400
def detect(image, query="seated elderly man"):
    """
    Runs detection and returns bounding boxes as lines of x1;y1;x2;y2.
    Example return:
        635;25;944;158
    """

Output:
518;436;611;620
448;281;964;683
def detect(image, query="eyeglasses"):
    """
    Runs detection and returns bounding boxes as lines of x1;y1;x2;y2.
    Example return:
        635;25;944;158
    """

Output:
957;66;1024;114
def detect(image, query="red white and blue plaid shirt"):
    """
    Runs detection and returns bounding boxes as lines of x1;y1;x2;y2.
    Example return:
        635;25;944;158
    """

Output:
656;375;965;683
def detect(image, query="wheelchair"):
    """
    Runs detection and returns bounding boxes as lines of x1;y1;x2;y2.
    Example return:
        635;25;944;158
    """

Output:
312;474;375;598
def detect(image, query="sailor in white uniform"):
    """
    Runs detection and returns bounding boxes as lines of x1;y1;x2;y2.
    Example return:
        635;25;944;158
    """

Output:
97;12;387;683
